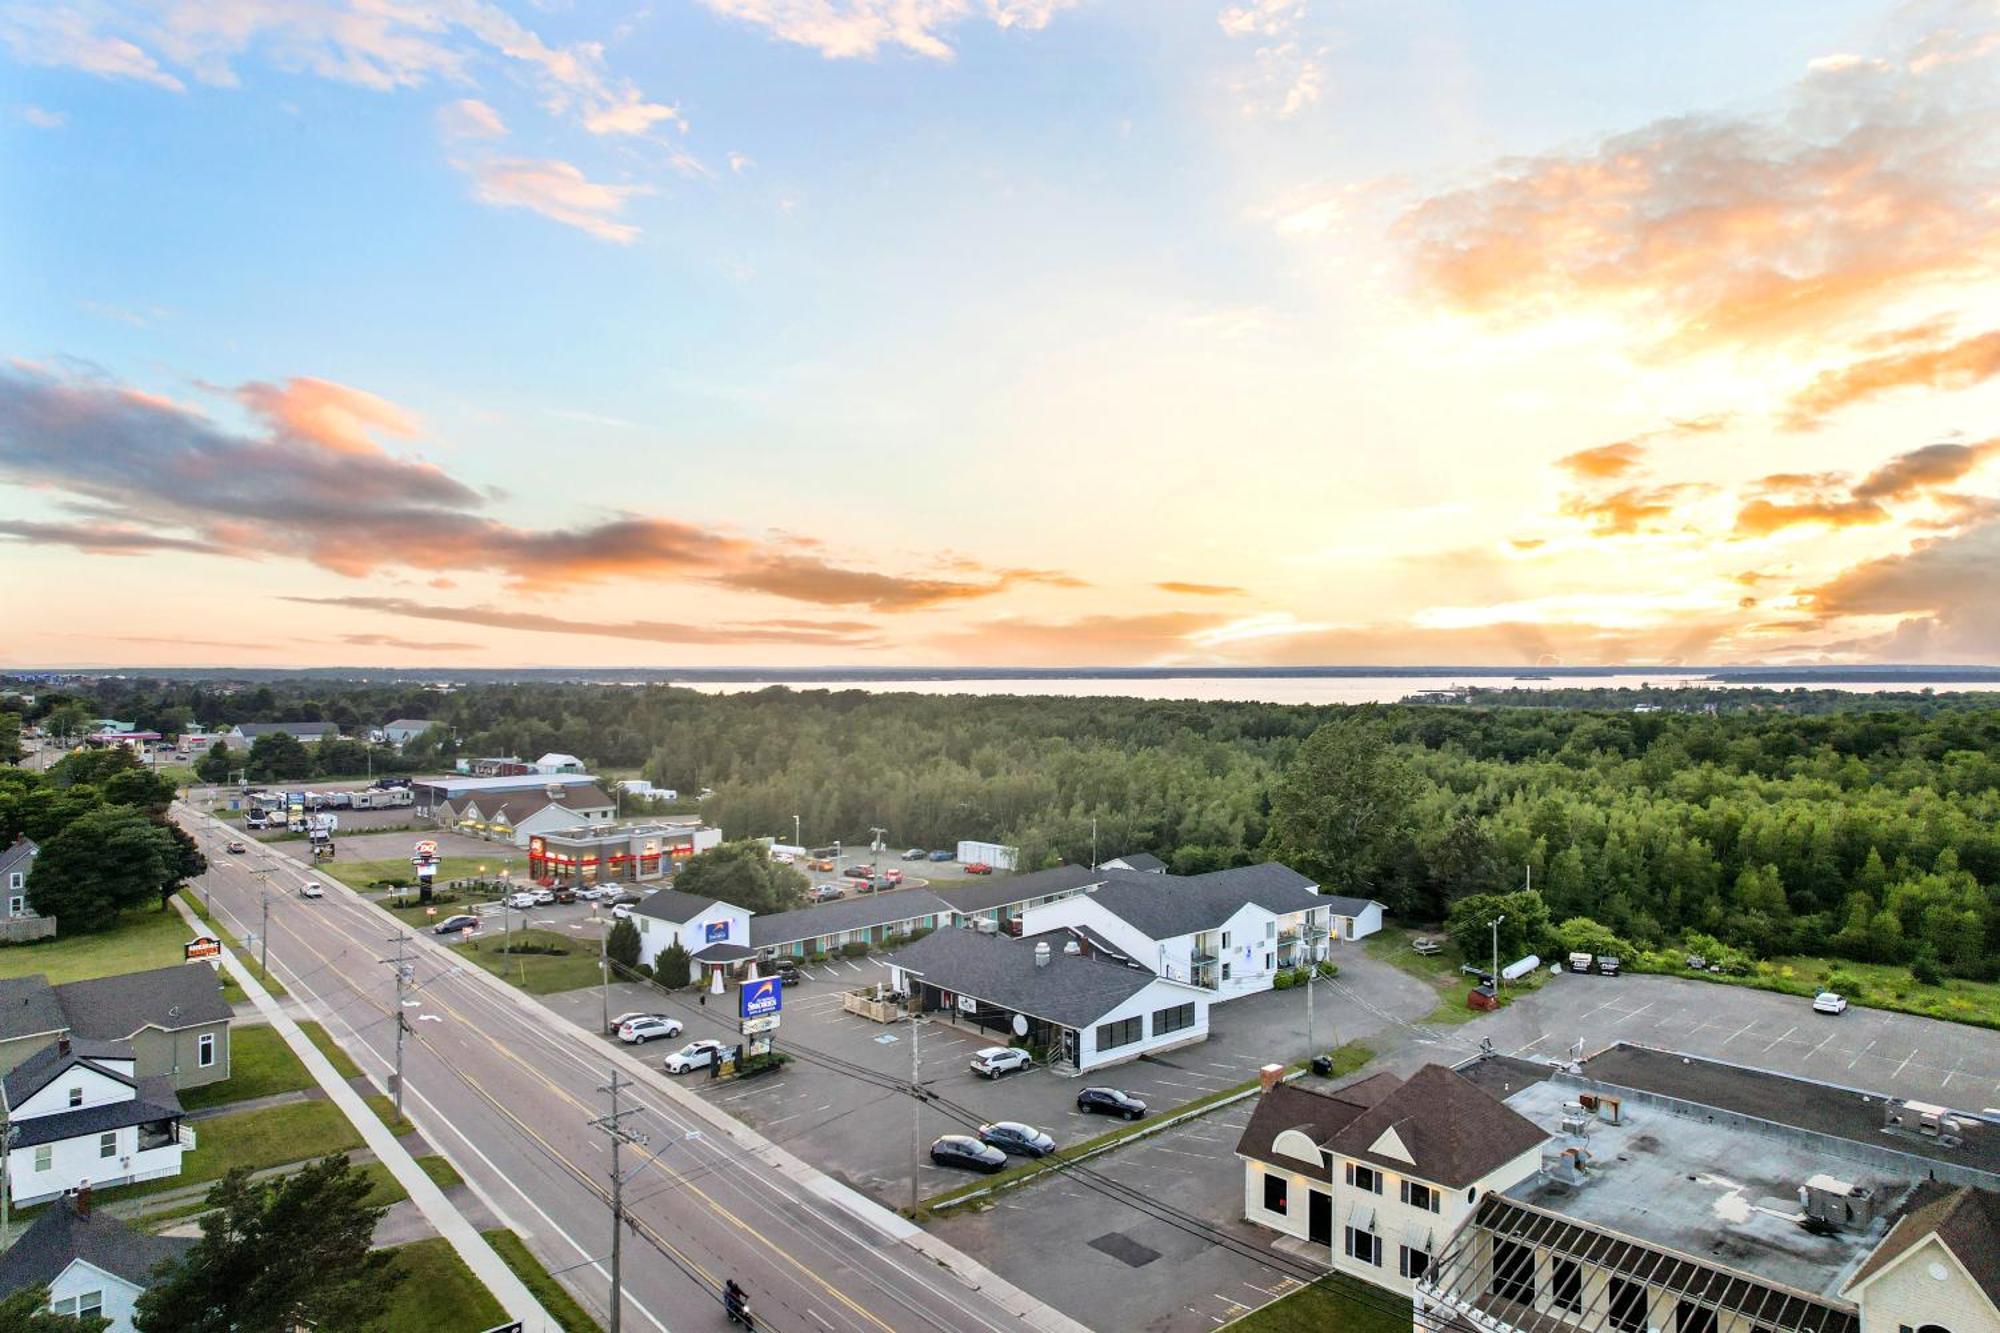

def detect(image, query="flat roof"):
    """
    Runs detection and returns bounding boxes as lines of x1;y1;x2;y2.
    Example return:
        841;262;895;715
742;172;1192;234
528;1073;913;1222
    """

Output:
413;773;601;795
1500;1077;1909;1299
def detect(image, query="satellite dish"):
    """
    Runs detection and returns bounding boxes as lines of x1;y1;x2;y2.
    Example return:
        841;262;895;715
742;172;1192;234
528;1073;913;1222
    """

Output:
1012;1014;1029;1038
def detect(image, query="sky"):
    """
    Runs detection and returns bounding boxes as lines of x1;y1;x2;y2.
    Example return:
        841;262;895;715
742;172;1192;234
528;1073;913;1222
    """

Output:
3;0;2000;670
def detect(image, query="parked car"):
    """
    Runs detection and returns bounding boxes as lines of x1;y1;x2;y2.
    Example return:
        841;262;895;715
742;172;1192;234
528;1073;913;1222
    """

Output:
1076;1087;1147;1120
969;1047;1032;1079
842;865;876;881
505;891;539;910
770;958;803;986
432;914;479;935
611;903;636;920
881;867;904;884
1595;954;1621;976
963;862;993;875
1813;991;1849;1015
929;1135;1008;1174
807;857;835;872
300;881;324;899
551;886;577;904
663;1039;728;1074
225;841;248;854
618;1016;685;1044
532;887;556;906
809;883;846;903
977;1122;1055;1157
928;850;953;862
902;848;927;861
610;1012;670;1031
575;885;613;901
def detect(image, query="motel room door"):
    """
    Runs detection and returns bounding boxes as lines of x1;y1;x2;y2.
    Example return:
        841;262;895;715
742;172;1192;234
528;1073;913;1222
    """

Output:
1308;1189;1333;1247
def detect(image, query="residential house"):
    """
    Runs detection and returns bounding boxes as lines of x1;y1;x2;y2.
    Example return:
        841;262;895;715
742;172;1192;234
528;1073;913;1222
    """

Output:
223;722;338;746
1237;1063;1547;1295
1101;853;1167;874
1320;895;1385;943
0;837;54;942
1;1037;193;1207
0;966;232;1090
1845;1184;2000;1333
0;1188;192;1332
884;927;1213;1072
380;719;443;748
631;891;754;985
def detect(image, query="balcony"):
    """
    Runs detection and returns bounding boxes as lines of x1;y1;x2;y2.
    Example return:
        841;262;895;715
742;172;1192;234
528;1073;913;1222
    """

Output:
1277;928;1301;944
1190;949;1219;964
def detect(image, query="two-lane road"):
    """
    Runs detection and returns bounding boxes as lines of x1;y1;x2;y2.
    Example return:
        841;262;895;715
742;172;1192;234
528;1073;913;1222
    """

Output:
176;803;1052;1333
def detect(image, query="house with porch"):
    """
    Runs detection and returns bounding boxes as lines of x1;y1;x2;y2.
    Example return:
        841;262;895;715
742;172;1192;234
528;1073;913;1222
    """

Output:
2;1037;195;1207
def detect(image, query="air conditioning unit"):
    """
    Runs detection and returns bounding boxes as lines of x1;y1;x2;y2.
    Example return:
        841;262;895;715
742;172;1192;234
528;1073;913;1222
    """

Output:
1886;1099;1959;1139
1800;1174;1874;1230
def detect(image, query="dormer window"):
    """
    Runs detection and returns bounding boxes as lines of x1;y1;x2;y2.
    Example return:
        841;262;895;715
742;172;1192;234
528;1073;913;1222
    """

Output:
68;1086;83;1107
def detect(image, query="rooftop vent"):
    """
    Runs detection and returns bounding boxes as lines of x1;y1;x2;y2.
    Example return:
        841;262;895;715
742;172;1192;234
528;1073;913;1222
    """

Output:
1063;939;1082;956
1034;941;1051;968
1541;1145;1592;1186
1886;1099;1967;1144
1800;1174;1874;1231
1560;1103;1592;1139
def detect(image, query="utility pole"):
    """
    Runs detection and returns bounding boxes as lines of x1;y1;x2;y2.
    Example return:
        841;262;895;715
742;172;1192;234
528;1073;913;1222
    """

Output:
599;928;611;1035
1305;963;1314;1065
908;1012;923;1214
380;932;413;1115
1090;817;1098;870
869;826;887;855
260;892;271;979
792;813;801;848
590;1069;648;1333
1490;913;1506;992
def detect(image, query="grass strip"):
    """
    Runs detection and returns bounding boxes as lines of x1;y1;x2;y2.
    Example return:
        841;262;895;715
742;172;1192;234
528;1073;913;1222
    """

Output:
371;1236;507;1332
1222;1272;1414;1333
297;1019;366;1079
483;1228;605;1333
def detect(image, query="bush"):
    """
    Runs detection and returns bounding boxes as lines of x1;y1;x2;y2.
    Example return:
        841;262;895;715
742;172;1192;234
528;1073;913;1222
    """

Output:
1273;971;1295;991
655;941;690;990
806;952;827;964
905;927;933;944
1315;961;1339;979
841;941;870;957
498;942;568;957
606;918;641;971
1911;951;1943;987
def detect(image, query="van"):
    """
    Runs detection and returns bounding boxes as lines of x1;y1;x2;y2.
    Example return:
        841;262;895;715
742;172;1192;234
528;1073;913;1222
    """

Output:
1568;952;1594;973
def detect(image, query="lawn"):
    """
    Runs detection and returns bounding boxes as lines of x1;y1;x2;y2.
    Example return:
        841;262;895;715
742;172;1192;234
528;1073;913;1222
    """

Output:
299;1018;365;1079
0;904;194;984
1362;929;1546;1027
371;1237;507;1333
1224;1273;1413;1333
180;1024;315;1110
126;1098;365;1200
452;929;603;995
365;1092;417;1138
484;1229;603;1333
325;856;508;893
178;891;289;998
1628;951;2000;1030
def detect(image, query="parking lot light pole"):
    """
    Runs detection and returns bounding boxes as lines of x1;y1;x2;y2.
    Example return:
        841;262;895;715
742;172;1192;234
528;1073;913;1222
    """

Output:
1489;914;1506;992
600;929;611;1036
908;1013;923;1214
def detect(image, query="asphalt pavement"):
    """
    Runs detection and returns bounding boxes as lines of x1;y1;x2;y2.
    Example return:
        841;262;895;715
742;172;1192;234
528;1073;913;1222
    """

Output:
175;800;1078;1333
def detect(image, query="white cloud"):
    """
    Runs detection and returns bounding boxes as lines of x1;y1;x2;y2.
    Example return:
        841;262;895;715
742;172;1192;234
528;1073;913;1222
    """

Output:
1217;0;1302;39
728;151;753;173
437;97;508;141
20;104;66;128
1216;0;1325;119
697;0;1077;60
2;8;184;90
458;156;649;243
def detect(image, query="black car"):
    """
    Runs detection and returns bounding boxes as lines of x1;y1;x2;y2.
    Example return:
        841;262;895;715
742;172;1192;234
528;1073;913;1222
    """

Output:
551;886;577;904
610;892;644;907
771;958;803;986
930;1135;1008;1173
977;1121;1056;1157
1076;1087;1147;1121
432;914;478;935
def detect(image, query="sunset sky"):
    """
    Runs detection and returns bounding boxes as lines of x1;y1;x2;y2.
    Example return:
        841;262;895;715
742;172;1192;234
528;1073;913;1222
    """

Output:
4;0;1999;668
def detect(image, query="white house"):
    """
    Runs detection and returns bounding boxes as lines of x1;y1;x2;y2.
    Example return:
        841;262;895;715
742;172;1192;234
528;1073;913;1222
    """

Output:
885;928;1213;1072
223;721;338;746
1236;1063;1547;1296
631;890;755;985
1020;863;1342;1002
2;1038;193;1207
0;1188;193;1332
534;752;586;774
1320;895;1384;942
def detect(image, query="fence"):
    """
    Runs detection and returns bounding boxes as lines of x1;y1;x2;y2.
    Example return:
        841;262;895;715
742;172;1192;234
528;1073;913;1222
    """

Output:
0;916;57;944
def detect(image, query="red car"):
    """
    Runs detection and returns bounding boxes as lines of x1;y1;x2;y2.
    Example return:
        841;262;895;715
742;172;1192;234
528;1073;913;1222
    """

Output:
964;862;992;875
882;867;904;884
842;864;877;881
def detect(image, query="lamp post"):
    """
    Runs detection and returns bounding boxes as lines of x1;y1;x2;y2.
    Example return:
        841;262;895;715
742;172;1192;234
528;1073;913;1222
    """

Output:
1489;913;1506;991
793;814;801;848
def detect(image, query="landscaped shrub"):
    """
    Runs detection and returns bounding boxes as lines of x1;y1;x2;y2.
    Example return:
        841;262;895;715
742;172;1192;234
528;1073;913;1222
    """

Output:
806;951;828;964
655;941;690;990
1273;971;1295;990
905;927;933;944
841;941;870;958
497;942;568;956
1315;961;1339;979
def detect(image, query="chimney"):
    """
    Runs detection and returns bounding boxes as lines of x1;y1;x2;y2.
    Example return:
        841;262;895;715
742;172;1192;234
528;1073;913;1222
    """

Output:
74;1183;92;1218
1034;941;1051;968
1259;1062;1285;1093
57;1035;70;1058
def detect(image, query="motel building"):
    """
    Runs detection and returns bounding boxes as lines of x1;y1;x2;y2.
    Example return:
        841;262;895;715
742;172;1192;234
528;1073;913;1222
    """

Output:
526;821;722;887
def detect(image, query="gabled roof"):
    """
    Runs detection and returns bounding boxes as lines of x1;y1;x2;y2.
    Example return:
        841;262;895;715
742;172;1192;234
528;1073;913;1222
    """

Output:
0;1194;193;1296
748;889;953;947
882;927;1201;1029
1071;862;1325;941
53;964;233;1041
478;784;613;826
934;864;1106;915
1318;894;1382;917
12;1074;182;1149
632;889;731;925
536;752;583;767
0;836;37;882
1847;1183;2000;1310
1235;1074;1402;1182
3;1039;137;1109
0;974;66;1043
1104;853;1165;873
1322;1064;1547;1187
383;718;441;732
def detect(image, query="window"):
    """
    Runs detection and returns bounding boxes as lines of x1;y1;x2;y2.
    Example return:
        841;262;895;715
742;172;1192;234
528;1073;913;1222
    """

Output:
52;1292;103;1318
198;1032;216;1068
1401;1180;1439;1212
99;1131;118;1159
1263;1174;1288;1215
1095;1017;1143;1052
1607;1280;1648;1333
1400;1246;1431;1280
33;1146;50;1173
1266;920;1276;938
1221;962;1233;981
7;872;20;890
1491;1240;1536;1304
1676;1305;1719;1333
1551;1258;1583;1313
68;1087;82;1108
1345;1163;1382;1194
7;896;21;917
1344;1226;1381;1266
1221;931;1232;949
1264;953;1273;971
1152;1003;1196;1036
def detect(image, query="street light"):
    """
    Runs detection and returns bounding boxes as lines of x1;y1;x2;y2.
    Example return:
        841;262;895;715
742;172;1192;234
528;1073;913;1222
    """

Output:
1489;914;1507;992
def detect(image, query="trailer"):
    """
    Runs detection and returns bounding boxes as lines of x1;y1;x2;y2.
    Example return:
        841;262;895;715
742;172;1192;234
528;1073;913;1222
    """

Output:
955;840;1019;872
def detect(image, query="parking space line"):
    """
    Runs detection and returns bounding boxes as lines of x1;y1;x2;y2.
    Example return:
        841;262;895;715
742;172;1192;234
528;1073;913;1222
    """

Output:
1942;1056;1967;1089
1893;1047;1921;1079
1807;1027;1838;1060
1848;1039;1878;1069
1762;1024;1796;1052
1721;1021;1757;1046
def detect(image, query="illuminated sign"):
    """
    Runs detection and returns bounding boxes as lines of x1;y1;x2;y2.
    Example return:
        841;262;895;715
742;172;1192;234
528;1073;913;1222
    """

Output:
739;977;782;1019
704;920;730;945
184;936;223;961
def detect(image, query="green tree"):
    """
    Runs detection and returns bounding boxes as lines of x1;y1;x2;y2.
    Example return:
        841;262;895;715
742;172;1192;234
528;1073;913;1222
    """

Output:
0;713;21;767
162;823;209;910
655;940;691;990
41;702;93;748
0;1284;111;1332
673;841;808;915
1552;916;1626;958
246;733;313;782
606;917;641;971
193;741;232;786
134;1156;400;1333
27;806;178;931
1263;718;1420;907
1445;889;1551;972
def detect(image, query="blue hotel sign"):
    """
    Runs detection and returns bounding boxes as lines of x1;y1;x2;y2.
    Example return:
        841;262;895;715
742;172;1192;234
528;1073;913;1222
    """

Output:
740;976;782;1020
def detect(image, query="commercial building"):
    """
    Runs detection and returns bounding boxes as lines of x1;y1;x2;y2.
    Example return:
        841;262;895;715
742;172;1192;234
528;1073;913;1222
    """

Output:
534;752;586;774
1;1037;194;1206
0;965;233;1091
438;782;617;847
526;820;723;886
411;770;602;816
884;927;1212;1072
749;889;953;960
223;722;338;746
1238;1041;2000;1333
630;890;754;985
936;864;1105;934
0;1188;192;1332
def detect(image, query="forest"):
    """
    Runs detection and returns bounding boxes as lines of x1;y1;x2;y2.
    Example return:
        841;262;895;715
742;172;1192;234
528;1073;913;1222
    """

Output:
9;676;2000;976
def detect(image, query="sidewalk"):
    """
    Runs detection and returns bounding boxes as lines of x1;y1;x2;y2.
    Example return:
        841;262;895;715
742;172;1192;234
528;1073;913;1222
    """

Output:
170;893;557;1332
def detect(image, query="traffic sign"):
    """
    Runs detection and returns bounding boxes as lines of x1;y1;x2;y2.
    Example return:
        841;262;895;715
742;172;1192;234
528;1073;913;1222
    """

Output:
739;976;782;1020
183;936;222;961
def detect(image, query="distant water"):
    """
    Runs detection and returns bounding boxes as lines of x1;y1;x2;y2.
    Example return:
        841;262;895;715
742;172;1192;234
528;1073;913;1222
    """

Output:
677;674;2000;706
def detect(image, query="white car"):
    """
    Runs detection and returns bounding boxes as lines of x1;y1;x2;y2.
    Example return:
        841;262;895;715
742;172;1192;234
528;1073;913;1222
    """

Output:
969;1047;1032;1079
610;1011;669;1031
612;903;635;920
575;886;611;901
1813;991;1849;1015
618;1016;685;1044
532;888;556;906
663;1039;727;1074
505;891;538;910
300;882;324;899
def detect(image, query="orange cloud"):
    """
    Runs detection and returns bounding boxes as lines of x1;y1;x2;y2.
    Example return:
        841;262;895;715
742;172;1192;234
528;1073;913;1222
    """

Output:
1852;439;2000;502
1557;484;1706;535
235;377;419;456
1556;442;1647;479
1805;517;2000;656
1733;497;1888;536
290;596;883;647
1786;330;2000;428
1155;581;1248;596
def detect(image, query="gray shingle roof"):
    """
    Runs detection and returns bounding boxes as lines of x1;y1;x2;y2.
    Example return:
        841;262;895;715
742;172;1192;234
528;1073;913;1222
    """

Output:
632;889;728;925
691;942;756;962
931;864;1106;916
1105;852;1165;873
1317;894;1381;917
0;837;37;883
3;1039;136;1108
1235;1073;1403;1182
1848;1183;2000;1307
53;964;233;1041
231;721;337;738
748;889;953;948
1325;1064;1548;1188
12;1074;182;1149
1071;863;1325;941
0;1194;193;1296
882;927;1193;1029
0;975;66;1044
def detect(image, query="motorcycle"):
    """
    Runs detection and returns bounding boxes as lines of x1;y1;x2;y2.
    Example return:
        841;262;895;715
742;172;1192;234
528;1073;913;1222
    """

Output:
724;1282;755;1329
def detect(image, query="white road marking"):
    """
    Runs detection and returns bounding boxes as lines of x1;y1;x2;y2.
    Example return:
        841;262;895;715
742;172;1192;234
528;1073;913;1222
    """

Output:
1848;1039;1878;1070
1893;1047;1921;1079
1720;1021;1757;1046
1762;1025;1797;1053
1807;1027;1838;1060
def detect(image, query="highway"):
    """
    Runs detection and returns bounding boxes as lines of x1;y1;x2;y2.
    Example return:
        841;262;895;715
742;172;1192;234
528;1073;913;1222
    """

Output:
173;801;1056;1333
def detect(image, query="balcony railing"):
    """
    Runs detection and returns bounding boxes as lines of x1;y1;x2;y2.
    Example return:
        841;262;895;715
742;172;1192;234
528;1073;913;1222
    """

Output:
1277;928;1301;943
1190;950;1219;964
